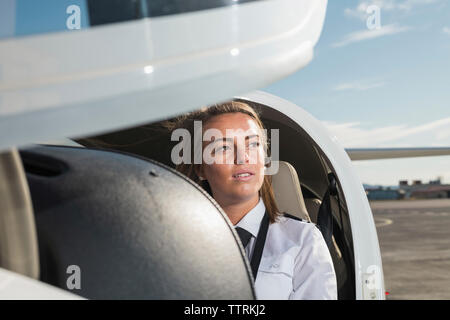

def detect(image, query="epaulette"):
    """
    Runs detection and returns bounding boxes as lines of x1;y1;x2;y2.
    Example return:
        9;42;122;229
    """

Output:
282;213;319;229
283;212;309;223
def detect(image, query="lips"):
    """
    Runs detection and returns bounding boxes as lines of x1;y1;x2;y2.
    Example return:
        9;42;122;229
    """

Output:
232;170;255;181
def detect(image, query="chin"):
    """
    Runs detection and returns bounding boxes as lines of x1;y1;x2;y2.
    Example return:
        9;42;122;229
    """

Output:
232;186;260;200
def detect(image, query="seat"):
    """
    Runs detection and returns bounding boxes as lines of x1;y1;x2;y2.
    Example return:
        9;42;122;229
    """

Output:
271;161;349;299
271;161;311;222
0;148;39;280
304;198;322;223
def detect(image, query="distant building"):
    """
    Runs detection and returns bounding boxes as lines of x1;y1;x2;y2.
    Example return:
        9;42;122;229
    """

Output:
410;186;450;199
364;177;450;200
364;184;400;200
366;188;400;200
429;178;442;185
399;180;408;186
397;178;450;199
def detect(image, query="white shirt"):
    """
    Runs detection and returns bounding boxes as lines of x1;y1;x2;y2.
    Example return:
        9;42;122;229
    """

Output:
234;198;337;300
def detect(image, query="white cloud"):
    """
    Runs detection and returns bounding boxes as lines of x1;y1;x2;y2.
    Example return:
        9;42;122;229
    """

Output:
436;126;450;141
443;27;450;35
323;117;450;148
333;80;386;91
345;1;395;21
331;24;411;48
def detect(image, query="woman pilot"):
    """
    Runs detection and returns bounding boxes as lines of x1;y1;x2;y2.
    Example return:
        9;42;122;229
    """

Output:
172;101;337;300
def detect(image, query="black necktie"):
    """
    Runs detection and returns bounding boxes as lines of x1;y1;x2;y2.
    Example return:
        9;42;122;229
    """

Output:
235;227;252;248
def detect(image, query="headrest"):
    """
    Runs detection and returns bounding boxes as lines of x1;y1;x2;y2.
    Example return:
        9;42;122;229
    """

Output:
271;161;311;222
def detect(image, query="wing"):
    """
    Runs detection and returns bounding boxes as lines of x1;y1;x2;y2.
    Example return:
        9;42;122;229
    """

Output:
346;147;450;161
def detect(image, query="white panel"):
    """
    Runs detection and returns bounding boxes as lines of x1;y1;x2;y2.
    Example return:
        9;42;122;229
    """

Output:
0;268;83;300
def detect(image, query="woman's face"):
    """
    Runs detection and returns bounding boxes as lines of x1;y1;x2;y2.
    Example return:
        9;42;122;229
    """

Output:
198;112;266;205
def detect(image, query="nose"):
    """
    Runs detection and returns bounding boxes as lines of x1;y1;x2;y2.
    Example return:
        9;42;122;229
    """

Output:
235;146;249;165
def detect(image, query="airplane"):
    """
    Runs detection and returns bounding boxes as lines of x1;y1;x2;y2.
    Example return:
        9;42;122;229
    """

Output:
1;0;450;300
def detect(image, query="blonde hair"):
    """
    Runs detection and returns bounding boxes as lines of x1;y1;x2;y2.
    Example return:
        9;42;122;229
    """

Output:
169;101;281;223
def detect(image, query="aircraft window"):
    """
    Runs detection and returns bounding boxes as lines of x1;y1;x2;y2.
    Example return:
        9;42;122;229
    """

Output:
87;0;265;25
0;0;269;40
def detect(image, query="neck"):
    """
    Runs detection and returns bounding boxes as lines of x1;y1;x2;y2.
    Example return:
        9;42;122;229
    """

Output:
217;195;260;225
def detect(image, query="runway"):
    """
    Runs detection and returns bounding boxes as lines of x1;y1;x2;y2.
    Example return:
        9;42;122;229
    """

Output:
370;199;450;300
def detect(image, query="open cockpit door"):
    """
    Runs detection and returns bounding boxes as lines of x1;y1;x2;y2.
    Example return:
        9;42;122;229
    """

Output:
75;90;382;299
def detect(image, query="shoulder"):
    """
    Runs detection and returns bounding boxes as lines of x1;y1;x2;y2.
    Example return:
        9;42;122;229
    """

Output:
275;214;333;267
277;212;319;231
268;212;319;244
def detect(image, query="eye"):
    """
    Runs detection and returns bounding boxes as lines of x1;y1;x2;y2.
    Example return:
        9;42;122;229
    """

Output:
249;141;260;148
215;145;231;153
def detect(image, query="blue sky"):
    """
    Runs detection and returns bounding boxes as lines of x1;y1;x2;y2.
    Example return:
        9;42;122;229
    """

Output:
0;0;89;38
264;0;450;186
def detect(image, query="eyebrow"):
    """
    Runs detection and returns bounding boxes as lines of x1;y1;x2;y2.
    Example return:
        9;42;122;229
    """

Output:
245;134;259;140
210;134;259;142
207;135;260;147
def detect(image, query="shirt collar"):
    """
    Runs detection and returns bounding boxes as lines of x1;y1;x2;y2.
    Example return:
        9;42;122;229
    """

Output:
234;198;266;238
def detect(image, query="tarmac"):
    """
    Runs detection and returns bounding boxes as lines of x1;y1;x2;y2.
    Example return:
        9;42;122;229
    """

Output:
370;199;450;300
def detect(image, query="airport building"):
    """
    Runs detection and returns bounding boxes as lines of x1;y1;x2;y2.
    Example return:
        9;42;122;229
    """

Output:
365;178;450;200
365;185;400;201
400;178;450;199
